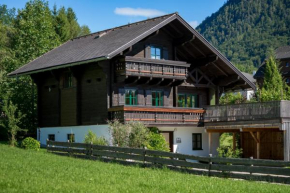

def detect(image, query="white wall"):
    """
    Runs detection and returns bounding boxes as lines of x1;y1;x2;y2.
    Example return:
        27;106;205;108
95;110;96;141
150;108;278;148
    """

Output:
159;127;220;157
38;125;110;146
38;125;220;158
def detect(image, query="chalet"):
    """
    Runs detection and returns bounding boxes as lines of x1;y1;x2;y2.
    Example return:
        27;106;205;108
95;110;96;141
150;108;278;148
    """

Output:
9;13;290;161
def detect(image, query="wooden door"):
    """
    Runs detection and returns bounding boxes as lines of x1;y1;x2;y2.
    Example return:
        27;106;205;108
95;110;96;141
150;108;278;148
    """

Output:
160;131;173;152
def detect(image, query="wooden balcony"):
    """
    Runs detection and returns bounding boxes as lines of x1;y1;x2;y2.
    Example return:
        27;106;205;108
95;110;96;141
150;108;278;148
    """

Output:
115;56;190;81
108;106;205;126
204;101;290;128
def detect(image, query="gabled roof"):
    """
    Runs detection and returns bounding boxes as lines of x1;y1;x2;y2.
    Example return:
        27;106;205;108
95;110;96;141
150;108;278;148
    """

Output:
9;13;256;90
254;46;290;79
9;13;176;76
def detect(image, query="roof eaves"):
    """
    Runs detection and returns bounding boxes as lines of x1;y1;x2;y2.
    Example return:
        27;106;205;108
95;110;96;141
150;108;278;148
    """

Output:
175;15;256;91
8;56;108;77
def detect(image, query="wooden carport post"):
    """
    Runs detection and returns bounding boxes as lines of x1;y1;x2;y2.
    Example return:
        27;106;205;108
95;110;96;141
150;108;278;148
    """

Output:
232;132;236;151
250;131;260;159
208;132;212;155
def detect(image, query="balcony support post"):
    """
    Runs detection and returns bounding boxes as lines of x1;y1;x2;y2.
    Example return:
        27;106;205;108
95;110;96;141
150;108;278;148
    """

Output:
208;132;212;155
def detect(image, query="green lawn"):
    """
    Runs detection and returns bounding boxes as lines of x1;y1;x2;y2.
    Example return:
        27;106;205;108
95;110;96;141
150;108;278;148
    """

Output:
0;144;289;193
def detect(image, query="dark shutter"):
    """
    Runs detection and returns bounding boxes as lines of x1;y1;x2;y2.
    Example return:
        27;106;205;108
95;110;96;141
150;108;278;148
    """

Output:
164;90;170;107
118;88;125;105
145;90;152;106
145;45;151;59
138;89;145;106
163;47;168;60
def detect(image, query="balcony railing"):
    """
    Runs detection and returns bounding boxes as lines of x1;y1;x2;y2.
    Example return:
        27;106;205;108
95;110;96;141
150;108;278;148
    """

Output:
115;56;190;80
108;106;204;126
204;100;290;123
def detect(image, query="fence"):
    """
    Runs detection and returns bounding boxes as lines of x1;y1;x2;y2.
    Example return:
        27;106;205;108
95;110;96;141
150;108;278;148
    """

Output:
47;141;290;184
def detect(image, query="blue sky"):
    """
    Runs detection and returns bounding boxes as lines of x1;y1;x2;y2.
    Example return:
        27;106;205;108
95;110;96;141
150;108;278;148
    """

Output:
2;0;226;32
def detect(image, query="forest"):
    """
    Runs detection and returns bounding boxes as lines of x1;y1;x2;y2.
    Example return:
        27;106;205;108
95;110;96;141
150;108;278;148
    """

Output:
197;0;290;73
0;0;91;140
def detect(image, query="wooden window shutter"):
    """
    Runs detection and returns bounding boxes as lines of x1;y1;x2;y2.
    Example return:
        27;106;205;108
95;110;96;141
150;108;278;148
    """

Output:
138;89;145;106
145;90;152;106
118;88;125;105
163;47;169;60
145;45;151;59
163;90;170;107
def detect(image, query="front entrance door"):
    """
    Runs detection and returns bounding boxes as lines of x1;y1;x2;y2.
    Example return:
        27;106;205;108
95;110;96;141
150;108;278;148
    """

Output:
160;131;174;152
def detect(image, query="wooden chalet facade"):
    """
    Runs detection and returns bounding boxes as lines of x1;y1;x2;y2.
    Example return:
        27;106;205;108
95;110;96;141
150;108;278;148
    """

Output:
9;13;290;161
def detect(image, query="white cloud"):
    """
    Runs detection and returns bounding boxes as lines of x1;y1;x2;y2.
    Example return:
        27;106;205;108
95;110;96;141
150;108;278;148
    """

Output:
114;7;166;17
188;20;199;28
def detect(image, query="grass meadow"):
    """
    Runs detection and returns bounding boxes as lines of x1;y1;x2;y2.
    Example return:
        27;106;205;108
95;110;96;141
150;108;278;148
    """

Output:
0;143;289;193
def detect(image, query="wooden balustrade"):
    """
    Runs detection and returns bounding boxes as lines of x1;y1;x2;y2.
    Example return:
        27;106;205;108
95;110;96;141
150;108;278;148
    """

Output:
108;106;204;126
115;56;190;80
204;101;290;123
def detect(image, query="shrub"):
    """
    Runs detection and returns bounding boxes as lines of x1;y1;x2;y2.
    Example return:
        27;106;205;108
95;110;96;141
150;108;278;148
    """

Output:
217;146;243;158
21;137;40;151
147;132;170;152
84;130;108;145
108;120;130;147
128;122;149;148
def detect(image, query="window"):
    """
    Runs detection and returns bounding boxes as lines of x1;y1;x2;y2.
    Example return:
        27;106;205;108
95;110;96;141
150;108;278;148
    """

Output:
286;78;290;84
192;133;202;150
67;134;75;142
125;89;138;105
286;62;289;67
63;72;73;88
151;46;161;59
48;134;55;141
152;91;163;106
178;94;198;108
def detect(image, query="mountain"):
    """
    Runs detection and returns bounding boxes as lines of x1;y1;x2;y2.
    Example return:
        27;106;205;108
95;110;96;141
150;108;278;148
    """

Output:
196;0;290;73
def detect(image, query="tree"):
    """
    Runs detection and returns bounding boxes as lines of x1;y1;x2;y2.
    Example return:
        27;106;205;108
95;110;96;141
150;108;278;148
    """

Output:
1;98;25;146
84;130;108;145
258;56;289;101
13;0;60;64
53;6;70;42
79;25;91;36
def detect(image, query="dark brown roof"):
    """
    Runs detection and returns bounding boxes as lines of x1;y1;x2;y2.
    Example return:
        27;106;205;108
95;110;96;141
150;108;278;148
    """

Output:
254;46;290;79
9;13;256;90
9;13;176;76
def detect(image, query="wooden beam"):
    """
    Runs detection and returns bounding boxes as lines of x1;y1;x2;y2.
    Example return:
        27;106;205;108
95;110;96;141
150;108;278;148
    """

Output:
174;35;195;47
250;132;260;143
206;129;240;133
257;132;260;159
189;55;218;66
212;62;228;77
242;128;280;132
208;132;212;155
189;42;206;57
217;75;240;86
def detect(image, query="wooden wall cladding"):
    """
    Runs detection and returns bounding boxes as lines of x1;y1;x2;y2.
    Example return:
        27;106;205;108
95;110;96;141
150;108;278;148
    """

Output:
39;76;60;127
127;30;173;60
80;64;107;125
242;131;284;160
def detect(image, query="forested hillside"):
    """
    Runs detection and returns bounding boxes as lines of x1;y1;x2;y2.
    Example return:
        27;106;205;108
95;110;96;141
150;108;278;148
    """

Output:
0;0;90;140
197;0;290;73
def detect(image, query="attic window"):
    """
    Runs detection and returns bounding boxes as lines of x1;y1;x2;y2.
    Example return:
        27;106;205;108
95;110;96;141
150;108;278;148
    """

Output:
286;78;290;84
286;62;289;67
150;46;168;60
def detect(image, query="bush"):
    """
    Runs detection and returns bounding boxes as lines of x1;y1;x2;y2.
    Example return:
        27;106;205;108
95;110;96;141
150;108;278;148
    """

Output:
147;132;170;152
84;130;108;145
217;146;243;158
128;122;149;148
108;120;130;147
21;137;40;151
